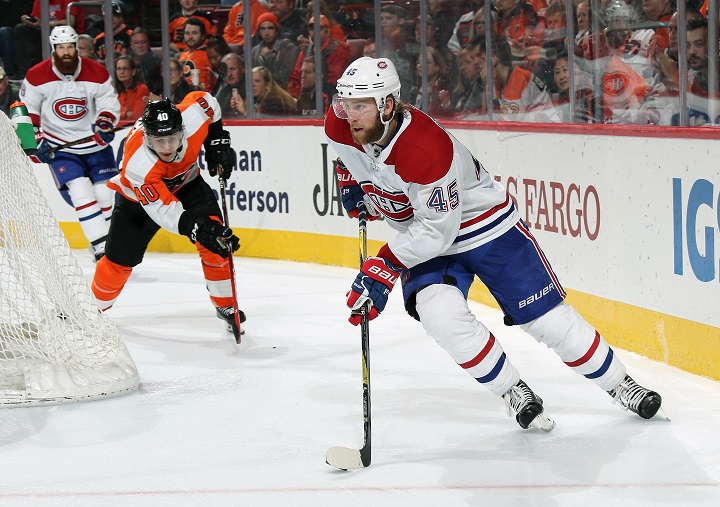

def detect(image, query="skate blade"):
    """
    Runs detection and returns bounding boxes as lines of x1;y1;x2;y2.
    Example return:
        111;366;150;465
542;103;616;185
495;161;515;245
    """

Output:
530;412;556;432
225;323;245;336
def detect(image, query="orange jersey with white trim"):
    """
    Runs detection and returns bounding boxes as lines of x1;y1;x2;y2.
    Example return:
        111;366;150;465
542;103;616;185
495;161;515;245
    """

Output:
108;91;222;234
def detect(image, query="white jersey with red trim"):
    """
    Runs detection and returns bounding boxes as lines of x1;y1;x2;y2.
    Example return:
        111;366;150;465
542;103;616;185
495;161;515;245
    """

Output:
325;105;519;269
19;56;120;154
108;92;221;234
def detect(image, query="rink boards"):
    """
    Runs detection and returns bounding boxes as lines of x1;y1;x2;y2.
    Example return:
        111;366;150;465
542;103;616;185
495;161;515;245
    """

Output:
37;120;720;381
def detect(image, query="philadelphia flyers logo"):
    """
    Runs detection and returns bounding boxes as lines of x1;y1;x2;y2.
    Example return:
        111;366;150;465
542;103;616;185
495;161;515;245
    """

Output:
52;98;88;121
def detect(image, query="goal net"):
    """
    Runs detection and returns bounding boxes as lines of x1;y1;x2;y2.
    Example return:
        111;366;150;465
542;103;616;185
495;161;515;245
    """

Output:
0;111;139;406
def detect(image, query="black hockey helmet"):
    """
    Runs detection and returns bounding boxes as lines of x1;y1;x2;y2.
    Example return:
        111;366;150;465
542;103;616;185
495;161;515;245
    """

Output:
142;98;183;137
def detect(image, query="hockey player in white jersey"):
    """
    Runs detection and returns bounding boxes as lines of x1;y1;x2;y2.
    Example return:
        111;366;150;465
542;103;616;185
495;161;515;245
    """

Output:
326;57;663;431
21;25;120;262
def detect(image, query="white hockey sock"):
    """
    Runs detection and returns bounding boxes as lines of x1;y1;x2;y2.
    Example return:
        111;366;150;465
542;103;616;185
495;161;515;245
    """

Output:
66;177;110;247
519;302;626;391
416;284;519;397
93;180;114;222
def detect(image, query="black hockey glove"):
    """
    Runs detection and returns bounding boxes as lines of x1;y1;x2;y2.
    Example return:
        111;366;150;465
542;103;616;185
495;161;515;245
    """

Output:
179;213;240;258
204;129;236;180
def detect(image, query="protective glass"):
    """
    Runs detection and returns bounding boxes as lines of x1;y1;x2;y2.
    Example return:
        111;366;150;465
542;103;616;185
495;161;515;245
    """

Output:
332;96;379;120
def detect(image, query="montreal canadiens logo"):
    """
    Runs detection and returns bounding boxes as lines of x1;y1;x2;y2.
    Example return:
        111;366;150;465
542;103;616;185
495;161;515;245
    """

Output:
53;98;88;121
377;61;388;69
603;72;630;96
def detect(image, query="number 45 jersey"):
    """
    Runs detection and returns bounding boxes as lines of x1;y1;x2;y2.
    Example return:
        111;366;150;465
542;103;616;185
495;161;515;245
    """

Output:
108;91;221;234
325;105;520;270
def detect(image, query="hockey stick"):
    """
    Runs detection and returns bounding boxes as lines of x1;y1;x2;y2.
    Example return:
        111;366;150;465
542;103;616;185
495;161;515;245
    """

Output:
217;168;242;344
326;201;372;470
47;122;133;154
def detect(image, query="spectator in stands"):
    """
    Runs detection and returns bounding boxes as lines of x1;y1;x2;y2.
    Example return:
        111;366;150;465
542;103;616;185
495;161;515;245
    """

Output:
130;28;162;95
0;66;22;115
578;29;650;124
295;56;334;115
363;38;377;58
410;47;453;118
533;2;569;92
495;0;545;49
206;36;233;95
77;34;98;61
446;6;476;55
305;1;346;43
179;17;212;91
550;53;594;123
251;66;296;116
414;14;440;52
380;4;408;54
490;37;561;122
14;0;84;77
214;52;246;118
94;2;133;62
574;1;590;50
149;58;194;104
453;42;486;118
647;9;704;99
115;55;150;122
252;12;300;89
468;7;497;43
169;0;217;53
268;0;308;45
639;0;674;55
686;18;712;104
286;15;350;98
0;0;32;80
378;6;414;101
428;0;465;57
224;0;269;45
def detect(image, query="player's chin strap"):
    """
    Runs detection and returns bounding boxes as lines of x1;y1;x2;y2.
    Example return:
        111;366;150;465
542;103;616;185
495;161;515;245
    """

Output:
378;99;395;141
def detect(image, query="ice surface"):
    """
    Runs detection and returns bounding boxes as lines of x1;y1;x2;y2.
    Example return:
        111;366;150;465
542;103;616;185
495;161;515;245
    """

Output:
0;252;718;506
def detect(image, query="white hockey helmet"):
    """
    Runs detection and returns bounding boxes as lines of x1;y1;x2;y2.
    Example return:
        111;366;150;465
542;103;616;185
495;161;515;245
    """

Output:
49;25;78;51
335;57;401;112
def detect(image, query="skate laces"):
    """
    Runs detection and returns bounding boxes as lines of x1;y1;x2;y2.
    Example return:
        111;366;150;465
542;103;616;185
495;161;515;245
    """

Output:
217;306;234;318
503;380;540;416
610;375;650;412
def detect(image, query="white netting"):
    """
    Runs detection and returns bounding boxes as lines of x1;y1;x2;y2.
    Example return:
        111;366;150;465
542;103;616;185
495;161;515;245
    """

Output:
0;111;139;406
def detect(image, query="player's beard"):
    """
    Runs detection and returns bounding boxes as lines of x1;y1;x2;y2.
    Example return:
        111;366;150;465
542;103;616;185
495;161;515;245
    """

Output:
53;52;79;75
351;115;385;145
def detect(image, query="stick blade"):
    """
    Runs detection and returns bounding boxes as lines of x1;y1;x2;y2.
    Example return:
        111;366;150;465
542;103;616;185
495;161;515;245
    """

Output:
325;446;367;470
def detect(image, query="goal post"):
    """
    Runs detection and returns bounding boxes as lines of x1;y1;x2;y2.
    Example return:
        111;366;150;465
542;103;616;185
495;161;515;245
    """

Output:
0;111;139;406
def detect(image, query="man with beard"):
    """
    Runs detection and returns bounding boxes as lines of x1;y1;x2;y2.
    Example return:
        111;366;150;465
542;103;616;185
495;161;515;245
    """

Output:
20;25;120;262
681;18;717;125
326;57;664;432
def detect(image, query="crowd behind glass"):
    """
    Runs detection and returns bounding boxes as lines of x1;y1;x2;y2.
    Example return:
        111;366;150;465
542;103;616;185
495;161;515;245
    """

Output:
9;0;720;127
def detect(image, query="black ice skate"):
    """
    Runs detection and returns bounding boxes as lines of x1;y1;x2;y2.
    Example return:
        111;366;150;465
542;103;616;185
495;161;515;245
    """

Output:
216;306;246;343
90;241;105;263
503;379;556;432
608;374;662;419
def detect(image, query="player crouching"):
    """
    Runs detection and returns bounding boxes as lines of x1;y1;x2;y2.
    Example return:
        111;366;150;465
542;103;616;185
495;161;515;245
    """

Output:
91;94;246;342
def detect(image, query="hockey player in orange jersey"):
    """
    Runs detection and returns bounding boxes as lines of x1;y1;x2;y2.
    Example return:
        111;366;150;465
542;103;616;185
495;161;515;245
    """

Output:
91;92;245;340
